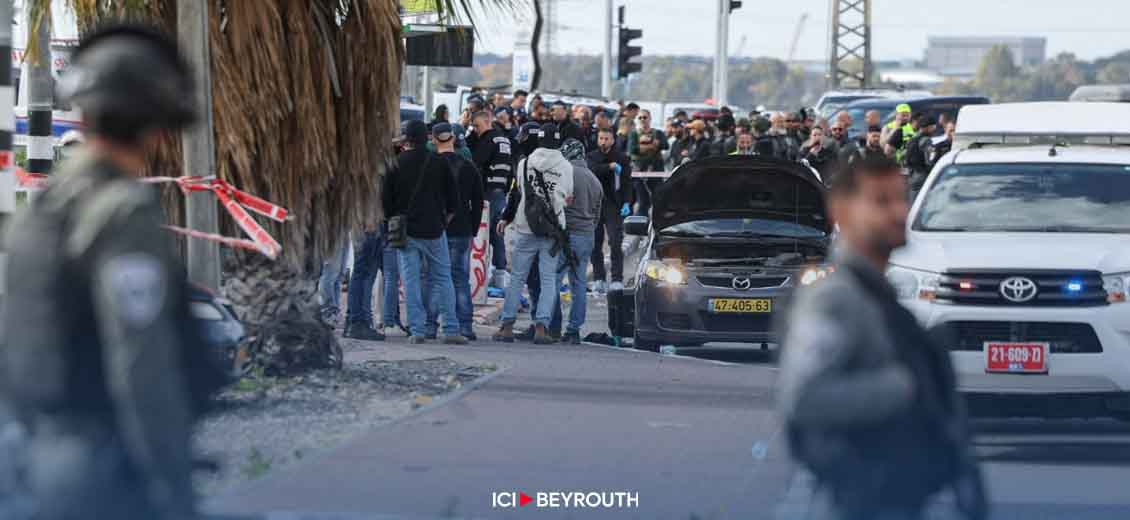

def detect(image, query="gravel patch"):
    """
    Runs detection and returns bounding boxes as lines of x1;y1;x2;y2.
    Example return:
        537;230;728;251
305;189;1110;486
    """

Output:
193;356;495;496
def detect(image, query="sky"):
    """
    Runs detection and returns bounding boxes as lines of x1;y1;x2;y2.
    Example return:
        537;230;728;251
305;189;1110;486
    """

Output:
467;0;1130;62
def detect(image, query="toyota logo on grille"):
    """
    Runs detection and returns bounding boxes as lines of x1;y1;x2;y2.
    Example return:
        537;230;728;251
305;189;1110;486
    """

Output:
999;276;1038;302
732;277;752;291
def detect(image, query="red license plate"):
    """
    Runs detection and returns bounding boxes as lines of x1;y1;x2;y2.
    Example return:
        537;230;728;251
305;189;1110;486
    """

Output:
985;342;1049;374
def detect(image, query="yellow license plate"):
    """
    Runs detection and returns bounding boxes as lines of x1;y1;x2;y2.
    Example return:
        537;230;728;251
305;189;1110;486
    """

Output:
708;298;772;313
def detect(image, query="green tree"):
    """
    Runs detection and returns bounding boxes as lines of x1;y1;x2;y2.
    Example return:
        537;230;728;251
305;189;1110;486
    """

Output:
1098;62;1130;85
976;44;1019;91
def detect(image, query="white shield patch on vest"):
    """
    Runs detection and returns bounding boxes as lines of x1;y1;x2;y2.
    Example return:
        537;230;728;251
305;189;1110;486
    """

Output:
104;253;167;328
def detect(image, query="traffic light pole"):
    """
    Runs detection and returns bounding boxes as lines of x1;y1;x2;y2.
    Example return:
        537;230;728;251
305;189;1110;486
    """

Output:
602;0;612;98
178;0;222;291
0;0;12;332
713;0;730;107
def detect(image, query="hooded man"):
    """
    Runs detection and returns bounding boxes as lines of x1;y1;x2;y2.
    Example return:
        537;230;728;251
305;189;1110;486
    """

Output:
494;123;574;344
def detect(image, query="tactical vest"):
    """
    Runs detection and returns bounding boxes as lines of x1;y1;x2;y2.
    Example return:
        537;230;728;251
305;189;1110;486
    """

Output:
2;157;222;419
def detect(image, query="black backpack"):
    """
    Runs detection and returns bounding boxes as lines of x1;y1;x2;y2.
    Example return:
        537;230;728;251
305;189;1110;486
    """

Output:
521;159;560;238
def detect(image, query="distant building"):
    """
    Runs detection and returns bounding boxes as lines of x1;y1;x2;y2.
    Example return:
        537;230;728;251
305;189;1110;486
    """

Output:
925;37;1046;79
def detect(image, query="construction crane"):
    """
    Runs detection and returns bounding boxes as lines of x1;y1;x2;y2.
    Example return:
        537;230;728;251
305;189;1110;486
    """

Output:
786;13;809;64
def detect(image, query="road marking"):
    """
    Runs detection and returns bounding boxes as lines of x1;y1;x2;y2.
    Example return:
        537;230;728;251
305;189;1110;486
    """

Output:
647;421;692;429
580;340;749;367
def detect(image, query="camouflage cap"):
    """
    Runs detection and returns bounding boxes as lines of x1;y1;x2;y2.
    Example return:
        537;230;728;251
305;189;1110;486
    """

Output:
559;138;586;162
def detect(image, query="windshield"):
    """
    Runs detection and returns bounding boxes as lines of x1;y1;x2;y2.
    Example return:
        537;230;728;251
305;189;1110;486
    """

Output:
399;108;425;123
819;96;879;119
913;163;1130;233
847;105;895;138
660;218;827;239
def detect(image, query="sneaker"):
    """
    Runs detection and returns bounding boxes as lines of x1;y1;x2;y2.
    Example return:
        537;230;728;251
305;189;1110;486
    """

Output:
492;323;515;343
515;325;537;341
533;324;555;345
609;281;625;292
409;335;429;344
443;335;469;345
463;332;478;341
590;280;607;294
548;329;562;342
561;330;581;345
343;323;385;341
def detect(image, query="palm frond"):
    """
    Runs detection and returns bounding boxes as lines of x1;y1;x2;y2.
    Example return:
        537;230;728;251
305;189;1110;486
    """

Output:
432;0;526;39
23;0;51;62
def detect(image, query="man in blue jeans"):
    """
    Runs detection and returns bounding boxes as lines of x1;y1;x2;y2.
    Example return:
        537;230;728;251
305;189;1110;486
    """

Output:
318;231;350;325
468;110;513;287
517;138;600;343
424;123;484;340
492;125;574;344
380;235;407;335
343;228;385;340
384;120;467;344
557;138;603;344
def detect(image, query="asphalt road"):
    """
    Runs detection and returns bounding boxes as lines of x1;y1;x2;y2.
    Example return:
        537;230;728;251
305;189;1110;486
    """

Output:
206;296;1130;520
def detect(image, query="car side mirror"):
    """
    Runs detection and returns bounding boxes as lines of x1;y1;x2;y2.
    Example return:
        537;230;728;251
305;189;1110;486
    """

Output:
624;215;650;236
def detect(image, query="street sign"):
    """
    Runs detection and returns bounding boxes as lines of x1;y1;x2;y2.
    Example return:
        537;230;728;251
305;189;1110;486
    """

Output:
512;30;533;91
512;48;533;91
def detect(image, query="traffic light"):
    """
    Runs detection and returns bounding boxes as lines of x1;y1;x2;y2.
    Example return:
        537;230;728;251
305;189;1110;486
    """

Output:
618;27;643;79
729;1;742;12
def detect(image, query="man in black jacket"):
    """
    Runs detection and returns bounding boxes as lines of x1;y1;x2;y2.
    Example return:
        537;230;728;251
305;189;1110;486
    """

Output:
469;110;514;280
905;115;939;200
422;123;484;340
778;155;986;520
711;114;737;156
551;101;583;143
383;120;467;345
587;110;615;153
587;128;633;292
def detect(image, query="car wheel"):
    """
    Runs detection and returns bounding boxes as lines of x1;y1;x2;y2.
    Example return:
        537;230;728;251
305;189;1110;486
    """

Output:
633;336;660;352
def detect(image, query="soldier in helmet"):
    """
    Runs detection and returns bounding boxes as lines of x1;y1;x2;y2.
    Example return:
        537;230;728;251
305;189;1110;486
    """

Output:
2;24;211;519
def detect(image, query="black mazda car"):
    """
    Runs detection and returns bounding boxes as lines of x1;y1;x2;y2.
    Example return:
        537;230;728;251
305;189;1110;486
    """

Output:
619;155;831;350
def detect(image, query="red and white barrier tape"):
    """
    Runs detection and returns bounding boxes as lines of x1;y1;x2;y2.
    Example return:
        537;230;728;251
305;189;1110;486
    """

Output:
18;172;289;259
16;168;49;190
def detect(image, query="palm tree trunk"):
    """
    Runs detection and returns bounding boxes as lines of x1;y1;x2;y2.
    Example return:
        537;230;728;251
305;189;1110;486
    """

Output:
223;253;342;375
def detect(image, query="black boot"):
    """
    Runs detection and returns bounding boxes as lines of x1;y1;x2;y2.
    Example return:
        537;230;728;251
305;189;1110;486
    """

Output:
344;322;385;341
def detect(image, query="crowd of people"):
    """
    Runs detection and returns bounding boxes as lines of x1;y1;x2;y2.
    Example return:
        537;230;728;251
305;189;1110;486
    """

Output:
321;89;958;344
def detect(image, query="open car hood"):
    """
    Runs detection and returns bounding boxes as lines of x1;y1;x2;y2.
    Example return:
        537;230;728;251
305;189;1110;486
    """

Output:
651;156;829;233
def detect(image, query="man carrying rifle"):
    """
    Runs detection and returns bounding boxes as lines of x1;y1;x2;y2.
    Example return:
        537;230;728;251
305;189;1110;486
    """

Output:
493;123;575;344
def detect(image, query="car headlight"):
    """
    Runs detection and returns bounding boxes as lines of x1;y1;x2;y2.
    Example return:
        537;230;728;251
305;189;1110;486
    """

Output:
886;265;940;301
800;266;833;286
644;260;686;285
1103;272;1130;303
